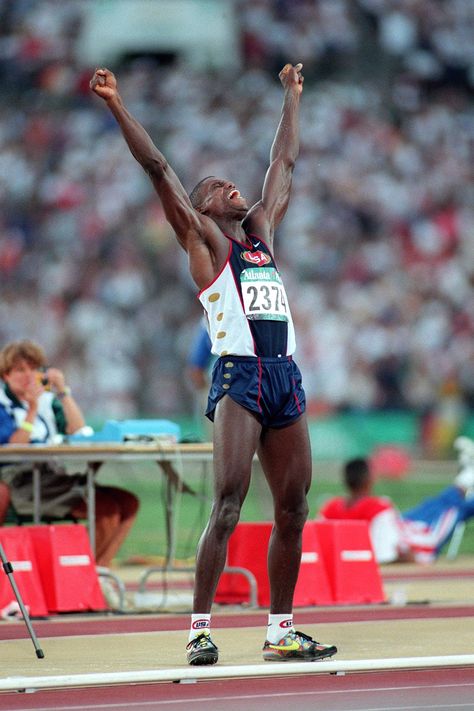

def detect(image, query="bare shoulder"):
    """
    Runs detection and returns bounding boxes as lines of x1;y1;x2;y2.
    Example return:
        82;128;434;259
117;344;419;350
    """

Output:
194;212;228;251
186;214;230;289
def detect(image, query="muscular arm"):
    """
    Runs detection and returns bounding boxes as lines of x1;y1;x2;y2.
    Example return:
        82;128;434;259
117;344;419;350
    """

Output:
90;69;203;252
244;63;303;244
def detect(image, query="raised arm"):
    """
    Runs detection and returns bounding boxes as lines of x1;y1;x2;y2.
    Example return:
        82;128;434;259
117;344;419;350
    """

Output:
244;63;303;243
90;68;203;252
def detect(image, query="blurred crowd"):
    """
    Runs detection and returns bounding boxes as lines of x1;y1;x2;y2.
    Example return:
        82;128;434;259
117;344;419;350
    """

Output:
0;0;473;441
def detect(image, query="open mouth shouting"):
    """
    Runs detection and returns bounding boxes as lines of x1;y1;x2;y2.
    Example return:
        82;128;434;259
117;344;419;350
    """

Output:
227;188;248;210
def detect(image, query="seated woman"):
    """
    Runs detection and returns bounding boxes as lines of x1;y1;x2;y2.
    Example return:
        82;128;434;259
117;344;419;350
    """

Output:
319;443;474;564
0;339;139;569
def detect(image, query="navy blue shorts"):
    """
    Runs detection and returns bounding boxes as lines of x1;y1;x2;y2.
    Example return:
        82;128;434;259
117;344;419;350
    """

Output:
205;355;306;428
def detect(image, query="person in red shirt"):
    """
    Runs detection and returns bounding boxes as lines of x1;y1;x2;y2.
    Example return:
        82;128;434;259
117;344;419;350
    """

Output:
320;443;474;564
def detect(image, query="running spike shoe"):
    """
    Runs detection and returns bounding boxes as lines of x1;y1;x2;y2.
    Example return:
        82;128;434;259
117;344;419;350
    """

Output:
186;632;219;665
262;629;337;662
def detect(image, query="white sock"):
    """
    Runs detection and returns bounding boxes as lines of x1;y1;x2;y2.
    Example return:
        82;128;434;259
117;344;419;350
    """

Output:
266;614;294;643
189;613;211;642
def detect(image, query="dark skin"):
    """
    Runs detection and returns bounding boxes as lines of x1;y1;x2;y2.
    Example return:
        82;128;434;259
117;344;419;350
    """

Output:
90;63;311;613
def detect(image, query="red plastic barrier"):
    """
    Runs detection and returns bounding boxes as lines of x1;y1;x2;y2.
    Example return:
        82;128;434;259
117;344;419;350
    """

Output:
315;519;386;604
0;527;48;617
28;524;106;613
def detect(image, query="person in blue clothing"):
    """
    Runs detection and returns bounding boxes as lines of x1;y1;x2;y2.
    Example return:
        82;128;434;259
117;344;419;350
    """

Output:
0;339;139;572
187;322;213;393
91;61;337;665
186;322;213;440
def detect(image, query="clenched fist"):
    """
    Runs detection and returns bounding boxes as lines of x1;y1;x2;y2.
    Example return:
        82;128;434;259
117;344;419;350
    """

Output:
89;68;118;102
279;63;304;94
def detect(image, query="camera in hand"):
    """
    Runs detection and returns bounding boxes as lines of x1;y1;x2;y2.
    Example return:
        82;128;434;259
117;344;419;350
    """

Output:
36;371;49;387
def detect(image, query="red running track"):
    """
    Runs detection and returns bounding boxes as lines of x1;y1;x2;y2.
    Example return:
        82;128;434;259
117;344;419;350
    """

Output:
0;667;474;711
2;605;474;640
2;606;473;710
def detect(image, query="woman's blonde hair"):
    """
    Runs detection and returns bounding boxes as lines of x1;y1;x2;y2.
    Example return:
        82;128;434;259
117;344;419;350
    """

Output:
0;340;47;378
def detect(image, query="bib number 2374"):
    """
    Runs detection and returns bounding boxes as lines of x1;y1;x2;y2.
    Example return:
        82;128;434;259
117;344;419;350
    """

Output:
241;268;289;321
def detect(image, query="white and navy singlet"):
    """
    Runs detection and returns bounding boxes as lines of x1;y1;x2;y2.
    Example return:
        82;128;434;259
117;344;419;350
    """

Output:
198;233;296;358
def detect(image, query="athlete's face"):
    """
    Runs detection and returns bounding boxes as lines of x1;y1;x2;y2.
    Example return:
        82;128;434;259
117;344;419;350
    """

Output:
198;177;248;218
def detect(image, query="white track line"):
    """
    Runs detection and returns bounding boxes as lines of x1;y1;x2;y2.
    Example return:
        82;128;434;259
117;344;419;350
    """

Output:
1;655;474;692
7;699;474;711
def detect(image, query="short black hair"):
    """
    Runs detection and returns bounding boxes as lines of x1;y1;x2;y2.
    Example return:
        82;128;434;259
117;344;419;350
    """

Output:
189;176;215;209
343;458;370;492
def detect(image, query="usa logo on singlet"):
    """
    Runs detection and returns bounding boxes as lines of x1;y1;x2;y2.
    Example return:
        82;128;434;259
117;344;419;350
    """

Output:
241;250;271;267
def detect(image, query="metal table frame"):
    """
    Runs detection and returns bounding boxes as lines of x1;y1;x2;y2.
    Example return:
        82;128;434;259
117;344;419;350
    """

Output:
0;442;213;563
0;442;259;608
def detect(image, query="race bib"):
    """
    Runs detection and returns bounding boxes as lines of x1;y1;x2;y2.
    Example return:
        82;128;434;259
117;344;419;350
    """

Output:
240;267;289;321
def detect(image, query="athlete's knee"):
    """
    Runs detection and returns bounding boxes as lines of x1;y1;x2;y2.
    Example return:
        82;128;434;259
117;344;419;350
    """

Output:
274;498;309;535
211;495;242;537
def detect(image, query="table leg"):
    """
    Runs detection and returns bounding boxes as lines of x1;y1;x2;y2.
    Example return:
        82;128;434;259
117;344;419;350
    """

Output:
86;463;96;554
84;462;105;560
157;461;197;569
32;465;41;524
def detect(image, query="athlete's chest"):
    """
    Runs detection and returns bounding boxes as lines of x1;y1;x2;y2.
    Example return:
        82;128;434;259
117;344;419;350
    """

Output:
230;236;275;270
228;238;289;322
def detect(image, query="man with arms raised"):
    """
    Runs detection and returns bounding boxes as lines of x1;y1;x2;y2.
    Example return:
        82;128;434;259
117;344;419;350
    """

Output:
91;62;337;665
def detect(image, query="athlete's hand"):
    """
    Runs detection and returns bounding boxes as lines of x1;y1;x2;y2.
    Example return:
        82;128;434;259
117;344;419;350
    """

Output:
279;63;304;95
89;68;118;102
